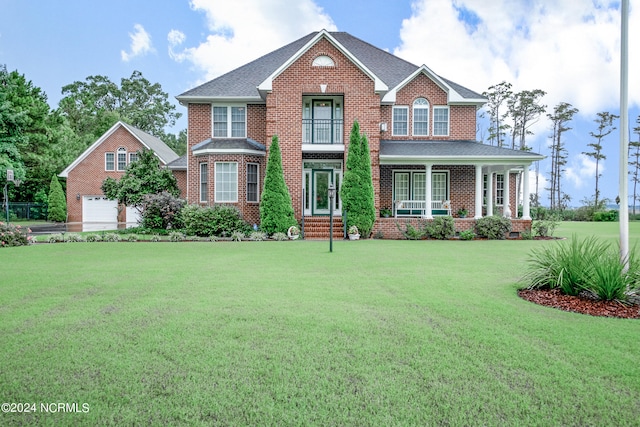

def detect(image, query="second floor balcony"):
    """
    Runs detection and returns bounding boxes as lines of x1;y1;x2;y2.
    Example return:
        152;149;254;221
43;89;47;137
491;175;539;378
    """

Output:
302;119;343;144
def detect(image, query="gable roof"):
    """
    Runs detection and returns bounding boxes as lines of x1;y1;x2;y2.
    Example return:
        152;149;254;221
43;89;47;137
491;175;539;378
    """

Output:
59;121;180;178
176;30;485;106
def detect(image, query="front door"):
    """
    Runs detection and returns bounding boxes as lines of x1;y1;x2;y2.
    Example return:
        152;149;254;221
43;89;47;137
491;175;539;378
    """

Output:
312;169;332;215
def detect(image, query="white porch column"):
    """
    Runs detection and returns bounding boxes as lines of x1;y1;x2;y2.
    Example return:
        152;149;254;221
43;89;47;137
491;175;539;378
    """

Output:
425;163;433;219
487;171;494;217
522;165;531;220
475;164;483;219
503;169;512;218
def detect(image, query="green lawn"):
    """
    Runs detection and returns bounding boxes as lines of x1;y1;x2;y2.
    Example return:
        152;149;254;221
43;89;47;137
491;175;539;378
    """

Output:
1;222;639;425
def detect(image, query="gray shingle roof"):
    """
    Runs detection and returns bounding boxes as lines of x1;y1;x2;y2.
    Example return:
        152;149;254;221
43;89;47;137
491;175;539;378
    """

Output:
192;138;266;153
166;154;187;170
121;122;180;164
177;31;484;102
380;140;544;163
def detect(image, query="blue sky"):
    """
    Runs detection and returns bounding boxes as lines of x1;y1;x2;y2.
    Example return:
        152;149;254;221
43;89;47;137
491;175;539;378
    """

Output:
1;0;638;206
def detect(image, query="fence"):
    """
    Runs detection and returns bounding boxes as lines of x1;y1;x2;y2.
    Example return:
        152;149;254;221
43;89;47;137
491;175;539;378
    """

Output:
3;202;48;221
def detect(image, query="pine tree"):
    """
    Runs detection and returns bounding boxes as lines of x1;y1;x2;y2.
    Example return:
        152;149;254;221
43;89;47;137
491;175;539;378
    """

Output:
547;102;578;210
584;111;618;207
259;135;296;234
47;174;66;222
629;115;640;215
341;121;375;237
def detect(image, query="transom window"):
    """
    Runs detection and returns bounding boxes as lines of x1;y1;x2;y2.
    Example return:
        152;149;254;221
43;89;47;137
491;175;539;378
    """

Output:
433;106;450;136
312;55;335;67
413;98;429;136
213;105;246;138
393;106;409;136
215;162;238;202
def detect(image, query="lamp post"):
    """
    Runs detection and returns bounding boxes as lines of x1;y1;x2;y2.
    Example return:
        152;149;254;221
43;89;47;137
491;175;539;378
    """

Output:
328;183;335;253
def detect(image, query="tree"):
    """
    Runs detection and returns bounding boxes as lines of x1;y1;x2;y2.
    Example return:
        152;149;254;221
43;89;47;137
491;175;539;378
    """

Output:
59;70;182;144
507;89;547;151
584;111;618;207
629;115;640;214
547;102;578;210
259;135;296;234
483;81;512;147
340;121;375;237
162;129;187;156
47;174;66;222
101;149;179;208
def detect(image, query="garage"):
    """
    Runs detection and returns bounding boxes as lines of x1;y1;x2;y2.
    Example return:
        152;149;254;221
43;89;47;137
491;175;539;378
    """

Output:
82;196;118;223
126;205;141;226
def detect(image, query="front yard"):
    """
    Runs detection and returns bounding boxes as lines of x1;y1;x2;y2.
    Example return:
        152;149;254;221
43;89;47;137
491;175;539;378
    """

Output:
1;222;639;425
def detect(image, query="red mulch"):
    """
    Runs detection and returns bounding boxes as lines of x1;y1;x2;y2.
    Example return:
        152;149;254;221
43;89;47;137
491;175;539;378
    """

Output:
518;288;640;319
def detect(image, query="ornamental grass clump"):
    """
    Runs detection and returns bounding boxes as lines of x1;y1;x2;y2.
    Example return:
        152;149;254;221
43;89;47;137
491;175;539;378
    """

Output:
521;235;640;301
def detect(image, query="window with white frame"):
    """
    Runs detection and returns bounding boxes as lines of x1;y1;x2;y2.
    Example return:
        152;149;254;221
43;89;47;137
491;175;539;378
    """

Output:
215;162;238;202
247;163;259;203
413;98;429;136
394;172;410;201
483;174;488;206
413;173;426;200
496;173;504;205
392;106;409;136
200;163;208;203
433;106;450;136
129;152;138;163
105;152;115;171
117;147;127;171
394;171;449;202
213;105;246;138
432;173;448;202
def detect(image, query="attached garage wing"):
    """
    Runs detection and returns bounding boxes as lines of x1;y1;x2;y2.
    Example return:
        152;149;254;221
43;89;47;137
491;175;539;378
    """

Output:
83;196;118;223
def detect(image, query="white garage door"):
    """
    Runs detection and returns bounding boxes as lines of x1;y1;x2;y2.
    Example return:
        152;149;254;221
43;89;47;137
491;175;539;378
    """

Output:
126;205;141;226
83;196;118;223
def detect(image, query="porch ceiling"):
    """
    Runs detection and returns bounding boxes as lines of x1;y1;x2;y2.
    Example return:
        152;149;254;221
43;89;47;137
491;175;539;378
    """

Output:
379;140;545;165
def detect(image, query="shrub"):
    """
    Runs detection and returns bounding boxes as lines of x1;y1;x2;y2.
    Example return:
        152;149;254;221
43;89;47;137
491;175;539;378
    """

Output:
150;234;161;242
47;175;67;222
259;135;297;234
168;231;185;242
426;216;455;240
475;216;512;240
181;204;251;237
85;234;102;242
250;231;267;241
532;217;560;238
48;233;64;243
0;222;32;247
593;210;618;222
396;221;427;240
520;228;533;240
125;234;138;242
459;229;476;240
231;231;244;241
141;191;186;230
272;232;288;241
66;233;84;243
103;233;121;242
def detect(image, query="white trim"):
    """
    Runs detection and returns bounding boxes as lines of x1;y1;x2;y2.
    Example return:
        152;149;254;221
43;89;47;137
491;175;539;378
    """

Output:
105;152;115;171
212;104;247;139
214;161;238;203
433;106;450;137
193;148;266;157
116;147;127;171
257;30;388;97
379;156;542;165
301;144;345;153
382;65;486;106
412;98;429;136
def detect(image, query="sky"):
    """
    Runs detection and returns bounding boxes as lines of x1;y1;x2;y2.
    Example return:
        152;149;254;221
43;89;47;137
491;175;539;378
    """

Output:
1;0;638;207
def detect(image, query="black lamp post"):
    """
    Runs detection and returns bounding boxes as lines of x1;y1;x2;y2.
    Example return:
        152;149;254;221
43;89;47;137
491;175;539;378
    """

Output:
328;183;335;252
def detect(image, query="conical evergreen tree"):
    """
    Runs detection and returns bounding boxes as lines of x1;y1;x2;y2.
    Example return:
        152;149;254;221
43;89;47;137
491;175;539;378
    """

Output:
259;135;297;234
340;121;375;237
47;174;67;222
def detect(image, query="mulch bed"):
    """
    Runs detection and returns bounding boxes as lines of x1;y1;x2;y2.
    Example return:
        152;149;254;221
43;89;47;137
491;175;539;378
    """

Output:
518;288;640;319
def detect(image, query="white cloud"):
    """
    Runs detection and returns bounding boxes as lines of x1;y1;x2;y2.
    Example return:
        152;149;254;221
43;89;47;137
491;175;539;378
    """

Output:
121;24;154;62
395;0;639;117
168;0;337;81
566;153;600;189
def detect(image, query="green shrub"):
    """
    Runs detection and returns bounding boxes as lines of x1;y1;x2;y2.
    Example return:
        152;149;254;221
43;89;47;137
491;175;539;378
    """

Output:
426;216;455;240
588;251;639;301
231;231;244;241
103;233;121;242
47;175;67;222
141;191;185;229
475;216;512;240
532;218;559;238
459;229;476;240
0;222;32;247
520;228;533;240
168;231;185;242
66;233;84;243
181;204;251;237
125;234;138;242
396;221;427;240
593;210;618;222
272;232;288;241
250;231;267;241
85;234;102;242
47;233;64;243
150;234;161;242
259;135;297;234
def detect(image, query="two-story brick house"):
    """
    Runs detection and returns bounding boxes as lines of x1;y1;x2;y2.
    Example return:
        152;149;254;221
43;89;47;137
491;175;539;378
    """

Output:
176;30;543;238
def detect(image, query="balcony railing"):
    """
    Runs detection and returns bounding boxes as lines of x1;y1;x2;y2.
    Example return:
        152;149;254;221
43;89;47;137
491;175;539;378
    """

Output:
302;119;343;144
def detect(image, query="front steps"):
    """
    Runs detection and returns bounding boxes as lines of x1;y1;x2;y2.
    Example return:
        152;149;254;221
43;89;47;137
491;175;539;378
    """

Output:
302;216;344;239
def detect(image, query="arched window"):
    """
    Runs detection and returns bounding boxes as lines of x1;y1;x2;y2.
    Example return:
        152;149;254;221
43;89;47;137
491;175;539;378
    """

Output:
117;147;127;171
312;55;335;67
413;98;429;136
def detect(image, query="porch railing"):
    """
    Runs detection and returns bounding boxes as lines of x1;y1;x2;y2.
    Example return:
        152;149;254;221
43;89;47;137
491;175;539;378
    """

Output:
394;200;451;218
302;119;343;144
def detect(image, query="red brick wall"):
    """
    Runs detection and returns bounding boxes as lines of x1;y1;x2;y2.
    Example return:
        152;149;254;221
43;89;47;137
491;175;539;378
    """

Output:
66;126;149;222
173;170;187;199
373;218;531;239
380;73;477;141
267;37;381;219
186;104;212;204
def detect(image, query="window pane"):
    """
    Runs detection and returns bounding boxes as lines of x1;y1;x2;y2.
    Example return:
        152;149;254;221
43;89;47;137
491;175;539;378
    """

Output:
433;107;449;136
200;163;208;203
413;108;429;136
247;163;258;202
117;149;127;171
393;107;408;136
231;107;246;137
413;173;425;200
213;106;228;137
432;173;447;201
105;153;114;171
129;152;138;163
394;173;409;200
496;174;504;205
215;162;238;202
